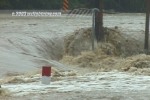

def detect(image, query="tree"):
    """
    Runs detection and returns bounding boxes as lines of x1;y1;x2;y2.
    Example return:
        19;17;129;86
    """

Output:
0;0;146;12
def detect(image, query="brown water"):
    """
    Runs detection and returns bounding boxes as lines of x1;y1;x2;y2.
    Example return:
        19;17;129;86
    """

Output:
0;13;150;100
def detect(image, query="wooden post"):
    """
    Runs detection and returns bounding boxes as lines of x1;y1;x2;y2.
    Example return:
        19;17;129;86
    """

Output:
145;0;150;53
95;0;104;42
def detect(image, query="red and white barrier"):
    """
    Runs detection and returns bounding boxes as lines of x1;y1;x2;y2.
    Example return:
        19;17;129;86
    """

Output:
42;66;51;85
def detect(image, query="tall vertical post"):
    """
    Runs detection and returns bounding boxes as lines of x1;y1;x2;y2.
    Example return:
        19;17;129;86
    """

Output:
99;0;104;41
95;0;104;41
63;0;69;12
92;8;99;50
145;0;150;53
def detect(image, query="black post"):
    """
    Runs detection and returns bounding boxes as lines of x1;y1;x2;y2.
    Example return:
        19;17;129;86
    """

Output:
145;0;150;53
99;0;104;41
95;0;104;41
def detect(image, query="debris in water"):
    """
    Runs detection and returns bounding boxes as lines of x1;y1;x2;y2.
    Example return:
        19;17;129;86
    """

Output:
0;88;10;96
61;27;149;75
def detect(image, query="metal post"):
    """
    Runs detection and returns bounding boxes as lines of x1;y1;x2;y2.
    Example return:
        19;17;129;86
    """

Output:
92;8;100;50
145;0;150;53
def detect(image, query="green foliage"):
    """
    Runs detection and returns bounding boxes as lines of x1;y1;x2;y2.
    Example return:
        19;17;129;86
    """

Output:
0;0;146;12
0;0;11;9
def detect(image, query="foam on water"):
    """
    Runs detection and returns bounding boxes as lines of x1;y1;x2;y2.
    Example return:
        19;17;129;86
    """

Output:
0;14;149;99
2;72;150;96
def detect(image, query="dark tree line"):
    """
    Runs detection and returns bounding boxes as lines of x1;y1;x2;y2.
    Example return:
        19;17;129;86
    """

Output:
0;0;146;12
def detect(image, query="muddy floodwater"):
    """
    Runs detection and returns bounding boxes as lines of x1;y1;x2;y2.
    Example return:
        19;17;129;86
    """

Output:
0;13;150;100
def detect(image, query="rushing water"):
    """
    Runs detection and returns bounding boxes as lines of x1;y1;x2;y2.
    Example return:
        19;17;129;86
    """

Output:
0;13;149;100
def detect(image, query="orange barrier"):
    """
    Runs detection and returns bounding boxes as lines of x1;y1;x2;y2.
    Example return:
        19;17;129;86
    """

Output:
63;0;69;11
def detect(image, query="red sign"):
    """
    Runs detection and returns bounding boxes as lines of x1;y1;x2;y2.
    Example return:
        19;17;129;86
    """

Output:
42;66;51;76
